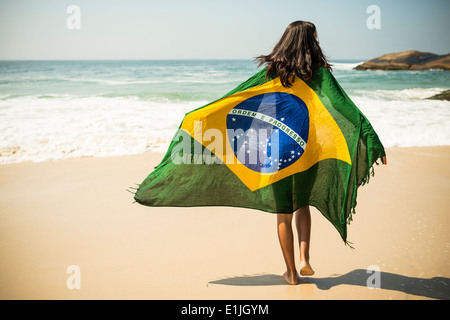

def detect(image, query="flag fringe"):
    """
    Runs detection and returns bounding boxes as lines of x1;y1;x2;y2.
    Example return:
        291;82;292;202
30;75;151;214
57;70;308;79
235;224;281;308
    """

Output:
126;184;141;202
343;156;382;248
344;240;355;250
361;160;379;187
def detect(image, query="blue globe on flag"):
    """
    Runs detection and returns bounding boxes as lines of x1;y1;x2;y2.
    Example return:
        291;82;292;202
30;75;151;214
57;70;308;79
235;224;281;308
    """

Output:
226;92;310;173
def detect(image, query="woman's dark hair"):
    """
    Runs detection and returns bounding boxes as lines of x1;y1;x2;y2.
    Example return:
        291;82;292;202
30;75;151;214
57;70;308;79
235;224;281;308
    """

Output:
255;21;332;87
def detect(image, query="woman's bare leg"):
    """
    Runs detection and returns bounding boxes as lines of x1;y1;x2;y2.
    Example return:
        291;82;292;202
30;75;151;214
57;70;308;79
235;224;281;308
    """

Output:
277;213;298;285
295;206;314;276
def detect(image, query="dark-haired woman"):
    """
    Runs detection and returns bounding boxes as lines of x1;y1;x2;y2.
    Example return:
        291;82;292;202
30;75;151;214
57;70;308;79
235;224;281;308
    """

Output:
256;21;386;285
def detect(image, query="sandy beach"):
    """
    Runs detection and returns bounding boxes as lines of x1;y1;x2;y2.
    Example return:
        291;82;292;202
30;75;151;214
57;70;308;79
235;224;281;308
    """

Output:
0;146;449;300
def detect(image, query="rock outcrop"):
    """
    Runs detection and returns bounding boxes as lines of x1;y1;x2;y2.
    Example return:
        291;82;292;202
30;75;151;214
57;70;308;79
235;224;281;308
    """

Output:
426;89;450;101
354;51;450;71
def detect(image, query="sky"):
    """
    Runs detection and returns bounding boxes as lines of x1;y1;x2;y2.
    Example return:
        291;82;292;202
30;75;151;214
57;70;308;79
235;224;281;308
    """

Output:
0;0;449;60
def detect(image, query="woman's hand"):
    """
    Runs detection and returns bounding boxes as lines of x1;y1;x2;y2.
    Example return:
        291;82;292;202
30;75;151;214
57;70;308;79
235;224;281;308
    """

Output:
382;156;387;165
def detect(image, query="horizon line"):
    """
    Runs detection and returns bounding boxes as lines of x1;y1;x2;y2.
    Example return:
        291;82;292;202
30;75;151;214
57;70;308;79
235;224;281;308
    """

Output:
0;58;368;62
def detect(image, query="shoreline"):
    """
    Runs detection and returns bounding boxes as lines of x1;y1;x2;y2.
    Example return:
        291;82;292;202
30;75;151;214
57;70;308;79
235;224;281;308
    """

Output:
1;144;449;167
0;146;449;299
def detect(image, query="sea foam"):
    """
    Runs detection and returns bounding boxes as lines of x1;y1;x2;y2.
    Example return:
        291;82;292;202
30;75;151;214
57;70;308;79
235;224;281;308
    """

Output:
1;60;449;164
0;95;207;163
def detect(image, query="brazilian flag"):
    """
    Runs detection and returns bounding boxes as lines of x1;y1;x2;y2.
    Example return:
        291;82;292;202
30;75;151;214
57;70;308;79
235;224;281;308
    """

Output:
134;67;385;244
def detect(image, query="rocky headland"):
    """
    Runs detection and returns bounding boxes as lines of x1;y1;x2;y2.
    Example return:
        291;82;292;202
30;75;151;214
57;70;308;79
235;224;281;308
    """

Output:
354;50;450;71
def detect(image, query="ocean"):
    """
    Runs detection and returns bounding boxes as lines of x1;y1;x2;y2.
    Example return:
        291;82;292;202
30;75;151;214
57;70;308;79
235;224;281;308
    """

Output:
0;60;449;164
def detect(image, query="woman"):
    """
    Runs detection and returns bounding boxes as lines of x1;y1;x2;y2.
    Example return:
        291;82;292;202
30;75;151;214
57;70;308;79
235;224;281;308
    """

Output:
255;21;386;285
135;21;387;287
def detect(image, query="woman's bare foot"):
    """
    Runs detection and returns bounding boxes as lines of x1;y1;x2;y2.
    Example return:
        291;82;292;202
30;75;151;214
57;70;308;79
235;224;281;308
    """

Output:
299;260;315;276
283;271;299;285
